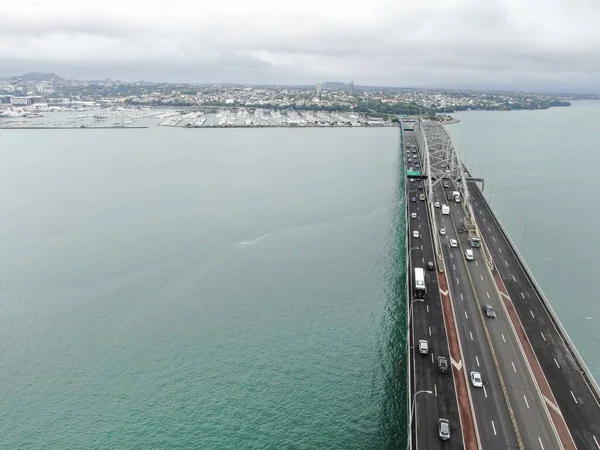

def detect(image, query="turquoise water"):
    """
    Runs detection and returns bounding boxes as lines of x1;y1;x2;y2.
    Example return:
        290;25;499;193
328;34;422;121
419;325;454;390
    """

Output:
449;100;600;381
0;127;407;449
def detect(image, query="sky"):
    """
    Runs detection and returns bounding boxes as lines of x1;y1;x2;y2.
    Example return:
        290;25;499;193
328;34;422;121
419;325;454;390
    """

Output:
1;0;600;89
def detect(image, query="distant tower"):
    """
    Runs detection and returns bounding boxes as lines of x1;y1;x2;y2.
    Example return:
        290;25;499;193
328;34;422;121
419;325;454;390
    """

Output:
349;80;354;94
316;82;322;97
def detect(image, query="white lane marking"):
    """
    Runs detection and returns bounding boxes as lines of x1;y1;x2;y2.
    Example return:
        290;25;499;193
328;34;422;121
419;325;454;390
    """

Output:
521;292;525;299
541;332;546;341
571;390;578;404
457;278;460;285
480;275;484;281
476;356;480;367
427;305;429;313
429;326;432;336
419;224;421;229
488;227;491;232
530;310;535;318
501;334;506;343
450;253;453;258
512;275;517;282
592;435;599;449
476;203;479;206
465;311;468;319
470;332;473;341
491;420;497;435
421;245;423;250
422;257;425;264
435;384;438;397
483;385;488;398
492;236;496;242
524;395;530;409
460;293;464;301
505;260;509;266
539;437;545;450
486;291;490;299
555;358;561;369
512;361;517;373
499;248;503;253
453;264;456;270
475;260;479;266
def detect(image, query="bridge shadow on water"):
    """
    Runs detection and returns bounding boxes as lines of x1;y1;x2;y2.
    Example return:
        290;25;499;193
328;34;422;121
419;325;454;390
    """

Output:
375;152;408;450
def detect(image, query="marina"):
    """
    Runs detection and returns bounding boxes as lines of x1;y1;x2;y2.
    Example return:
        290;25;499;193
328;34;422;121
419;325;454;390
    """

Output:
0;105;392;129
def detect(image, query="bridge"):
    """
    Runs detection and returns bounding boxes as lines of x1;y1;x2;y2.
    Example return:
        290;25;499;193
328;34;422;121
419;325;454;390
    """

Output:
403;119;600;450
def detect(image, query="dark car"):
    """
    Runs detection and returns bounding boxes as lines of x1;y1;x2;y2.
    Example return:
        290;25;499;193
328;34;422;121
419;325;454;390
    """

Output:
437;356;449;373
411;197;417;203
483;304;497;318
438;419;450;441
427;261;435;271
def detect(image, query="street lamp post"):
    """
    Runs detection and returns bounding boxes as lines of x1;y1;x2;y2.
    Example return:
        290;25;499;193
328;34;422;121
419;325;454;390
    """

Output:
408;389;433;450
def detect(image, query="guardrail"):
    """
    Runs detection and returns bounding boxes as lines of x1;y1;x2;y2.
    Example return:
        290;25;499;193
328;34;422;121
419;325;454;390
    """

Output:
401;126;413;450
472;182;600;403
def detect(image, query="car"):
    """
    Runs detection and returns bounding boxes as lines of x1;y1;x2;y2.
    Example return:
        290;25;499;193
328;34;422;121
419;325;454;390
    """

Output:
449;239;458;248
413;231;420;238
470;371;483;388
409;178;415;182
417;185;423;190
411;197;417;203
483;304;497;318
418;340;429;354
437;356;449;373
434;202;440;208
411;212;417;219
438;419;450;441
439;228;446;236
465;249;474;261
427;261;435;271
443;183;449;188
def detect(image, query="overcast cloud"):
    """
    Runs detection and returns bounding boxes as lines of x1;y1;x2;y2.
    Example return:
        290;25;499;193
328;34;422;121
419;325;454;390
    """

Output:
2;0;600;88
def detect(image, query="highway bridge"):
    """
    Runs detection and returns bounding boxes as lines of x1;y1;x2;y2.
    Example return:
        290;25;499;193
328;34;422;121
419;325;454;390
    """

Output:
403;119;600;450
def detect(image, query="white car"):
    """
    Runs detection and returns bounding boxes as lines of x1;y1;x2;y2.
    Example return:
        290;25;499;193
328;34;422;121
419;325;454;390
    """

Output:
449;239;458;248
418;340;429;354
465;249;474;261
413;231;420;238
470;371;483;388
439;228;446;236
411;212;417;219
434;202;440;208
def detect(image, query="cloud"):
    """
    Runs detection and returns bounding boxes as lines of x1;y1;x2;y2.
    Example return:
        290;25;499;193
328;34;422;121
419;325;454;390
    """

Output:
2;0;600;87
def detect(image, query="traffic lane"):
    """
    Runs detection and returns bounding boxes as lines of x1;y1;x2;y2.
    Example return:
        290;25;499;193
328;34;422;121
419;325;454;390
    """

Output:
435;207;518;449
448;202;562;450
432;191;515;446
469;183;600;414
414;194;464;448
409;232;462;447
441;243;517;448
408;199;440;450
468;184;600;449
408;183;461;449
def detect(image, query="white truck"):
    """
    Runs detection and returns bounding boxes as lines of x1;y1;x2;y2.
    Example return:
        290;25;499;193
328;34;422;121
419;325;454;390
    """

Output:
441;204;450;215
452;191;461;203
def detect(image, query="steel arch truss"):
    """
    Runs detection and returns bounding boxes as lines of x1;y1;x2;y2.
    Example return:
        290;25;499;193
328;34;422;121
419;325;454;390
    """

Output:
414;120;469;207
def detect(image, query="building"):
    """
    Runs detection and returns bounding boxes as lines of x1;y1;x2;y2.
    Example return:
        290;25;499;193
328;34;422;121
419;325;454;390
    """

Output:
349;80;354;94
316;82;322;97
